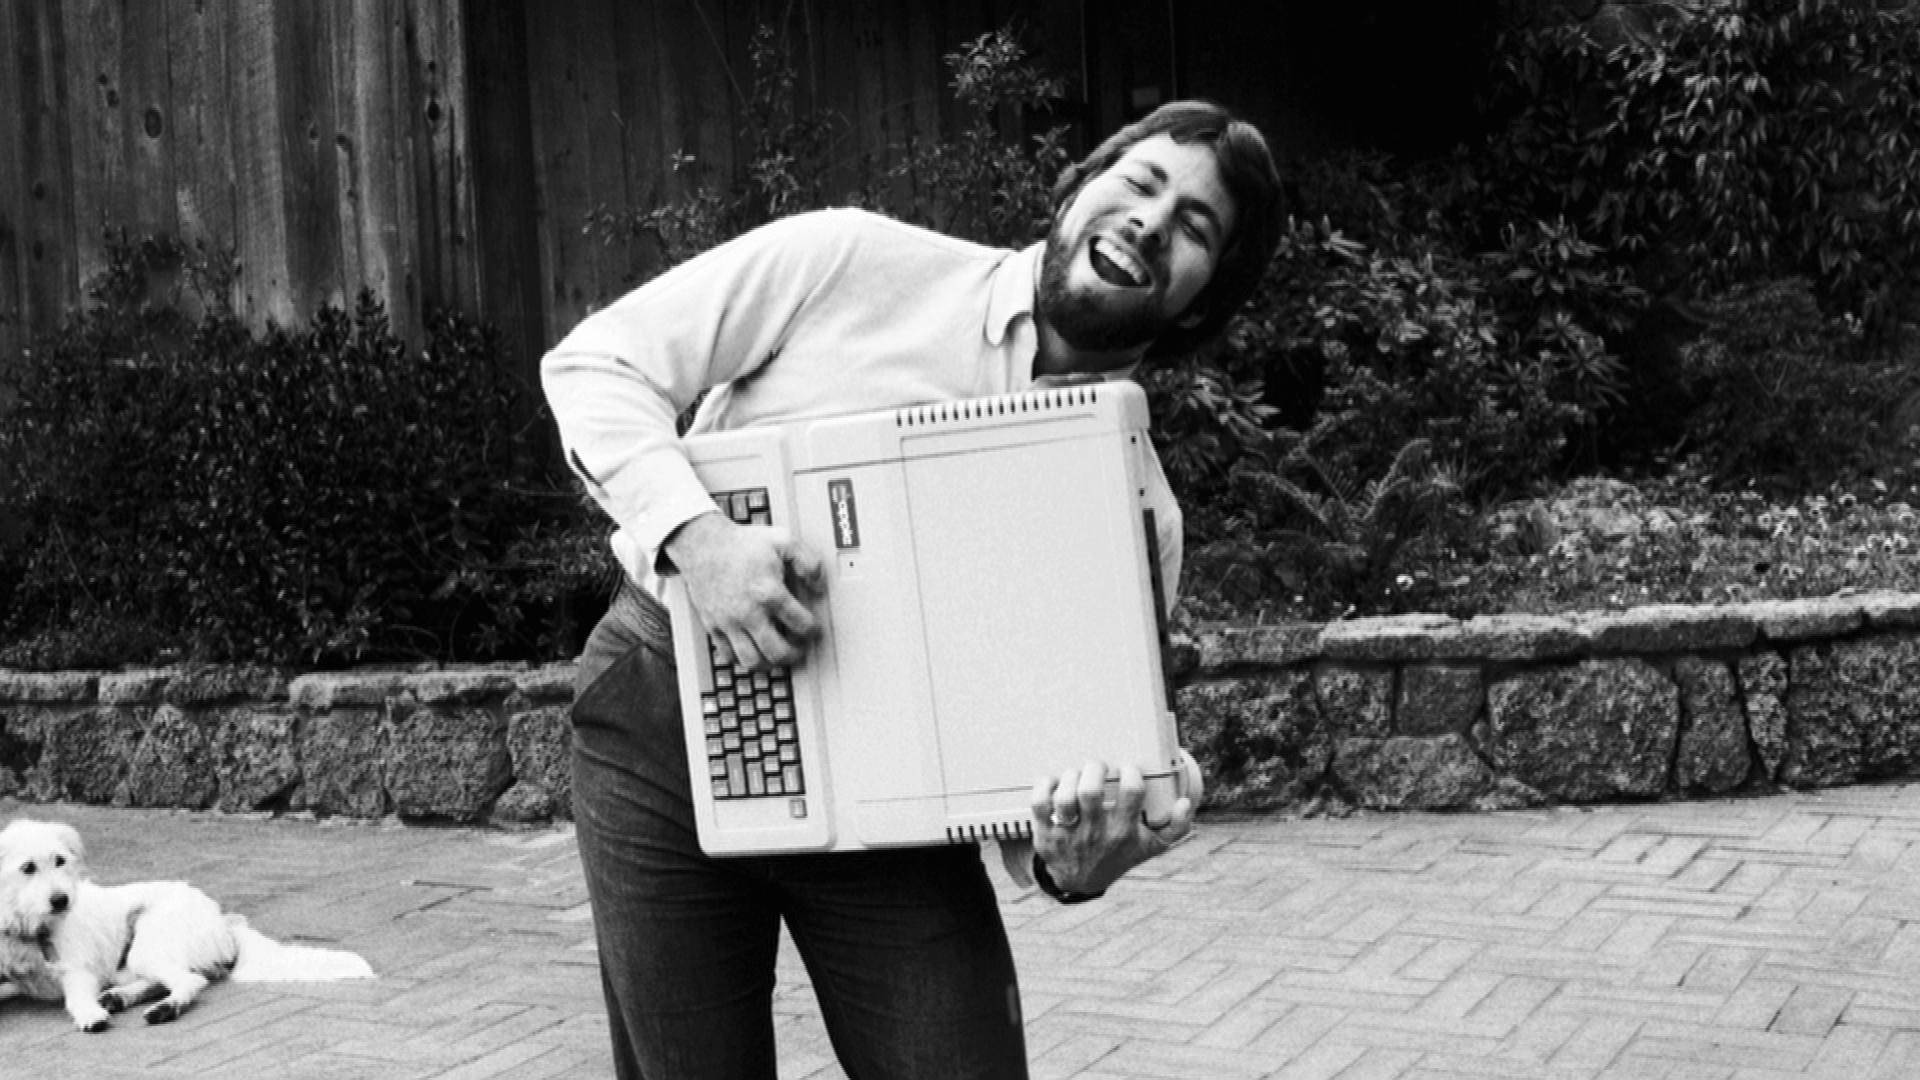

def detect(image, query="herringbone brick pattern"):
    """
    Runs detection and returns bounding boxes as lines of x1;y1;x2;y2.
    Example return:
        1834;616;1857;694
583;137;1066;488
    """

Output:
7;786;1920;1079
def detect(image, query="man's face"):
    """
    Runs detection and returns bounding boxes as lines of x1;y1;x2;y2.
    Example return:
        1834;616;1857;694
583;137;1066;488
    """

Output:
1038;134;1237;358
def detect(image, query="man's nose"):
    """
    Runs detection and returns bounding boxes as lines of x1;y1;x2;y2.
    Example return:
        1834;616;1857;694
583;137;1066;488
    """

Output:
1129;198;1175;248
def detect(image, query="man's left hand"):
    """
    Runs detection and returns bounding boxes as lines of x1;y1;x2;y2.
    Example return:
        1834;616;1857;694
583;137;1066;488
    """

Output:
1003;760;1193;898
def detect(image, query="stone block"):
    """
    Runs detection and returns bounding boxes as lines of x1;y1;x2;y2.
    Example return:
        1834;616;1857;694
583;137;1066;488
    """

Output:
298;709;391;818
1318;614;1461;662
1397;664;1483;736
35;706;148;804
1194;622;1322;670
1672;657;1750;794
1781;635;1920;789
1444;614;1588;661
126;705;219;809
98;670;174;705
1858;589;1920;628
1738;652;1789;781
1178;672;1330;811
1481;658;1679;802
290;672;416;709
407;670;523;706
0;671;100;704
1332;735;1495;811
99;665;289;707
0;706;51;798
1313;664;1393;738
384;705;512;822
512;663;579;704
1743;597;1865;642
215;707;303;812
496;704;572;822
1576;605;1758;654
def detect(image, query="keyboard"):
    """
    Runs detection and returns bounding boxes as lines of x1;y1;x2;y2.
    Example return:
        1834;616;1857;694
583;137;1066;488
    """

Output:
699;488;808;807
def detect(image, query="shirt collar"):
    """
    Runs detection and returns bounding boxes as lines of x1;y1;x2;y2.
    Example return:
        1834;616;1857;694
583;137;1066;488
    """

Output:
986;243;1043;347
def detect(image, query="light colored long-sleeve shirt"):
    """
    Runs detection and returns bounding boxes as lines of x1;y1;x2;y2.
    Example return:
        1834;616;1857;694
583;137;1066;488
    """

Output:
541;207;1182;600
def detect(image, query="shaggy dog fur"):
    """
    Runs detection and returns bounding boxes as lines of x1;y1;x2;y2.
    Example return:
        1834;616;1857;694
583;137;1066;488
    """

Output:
0;818;373;1032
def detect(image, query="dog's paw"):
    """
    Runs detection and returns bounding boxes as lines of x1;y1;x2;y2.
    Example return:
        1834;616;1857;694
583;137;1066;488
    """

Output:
98;988;128;1013
143;1001;181;1025
72;1008;112;1033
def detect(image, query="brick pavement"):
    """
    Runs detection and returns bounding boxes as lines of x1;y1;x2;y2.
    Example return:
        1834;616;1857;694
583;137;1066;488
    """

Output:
7;785;1920;1079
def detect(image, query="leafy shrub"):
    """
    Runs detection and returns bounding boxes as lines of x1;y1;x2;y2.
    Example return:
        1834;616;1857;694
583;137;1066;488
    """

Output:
1208;206;1639;508
887;27;1072;248
588;21;1070;267
585;22;853;269
1485;0;1920;323
0;239;594;668
1185;423;1468;619
1676;278;1918;491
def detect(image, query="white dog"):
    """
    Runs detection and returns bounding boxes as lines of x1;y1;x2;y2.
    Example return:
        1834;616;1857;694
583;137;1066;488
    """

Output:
0;818;374;1032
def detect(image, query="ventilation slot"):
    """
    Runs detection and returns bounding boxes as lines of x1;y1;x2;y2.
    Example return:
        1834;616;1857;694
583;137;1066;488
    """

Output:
945;820;1034;844
897;385;1100;428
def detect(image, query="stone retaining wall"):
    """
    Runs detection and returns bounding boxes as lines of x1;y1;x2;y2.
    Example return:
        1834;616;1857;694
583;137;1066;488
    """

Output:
4;591;1919;824
1179;591;1920;814
0;665;576;824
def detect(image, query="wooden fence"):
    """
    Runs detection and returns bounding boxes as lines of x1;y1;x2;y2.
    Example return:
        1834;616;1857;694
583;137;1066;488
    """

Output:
0;0;1095;398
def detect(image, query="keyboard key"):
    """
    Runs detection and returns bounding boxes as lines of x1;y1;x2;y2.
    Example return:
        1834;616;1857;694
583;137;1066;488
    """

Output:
783;765;804;794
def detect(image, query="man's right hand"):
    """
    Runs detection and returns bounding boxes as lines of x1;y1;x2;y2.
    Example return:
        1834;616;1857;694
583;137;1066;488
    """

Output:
665;511;826;671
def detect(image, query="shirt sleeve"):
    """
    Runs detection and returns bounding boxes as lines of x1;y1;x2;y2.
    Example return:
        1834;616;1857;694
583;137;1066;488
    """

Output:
540;210;855;577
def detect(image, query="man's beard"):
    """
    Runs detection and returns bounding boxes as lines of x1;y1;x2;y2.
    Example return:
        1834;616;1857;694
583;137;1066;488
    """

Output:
1036;220;1167;355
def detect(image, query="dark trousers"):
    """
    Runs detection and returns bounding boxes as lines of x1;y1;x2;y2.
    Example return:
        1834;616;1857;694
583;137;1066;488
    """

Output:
570;584;1030;1079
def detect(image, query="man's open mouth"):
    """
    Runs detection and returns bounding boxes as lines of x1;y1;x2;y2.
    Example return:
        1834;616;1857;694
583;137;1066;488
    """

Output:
1089;236;1149;288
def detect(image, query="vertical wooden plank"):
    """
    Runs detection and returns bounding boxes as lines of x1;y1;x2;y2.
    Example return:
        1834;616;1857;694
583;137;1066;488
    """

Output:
463;0;547;394
0;1;29;368
16;0;78;335
335;0;411;339
903;2;942;149
567;0;626;304
690;0;748;206
231;0;295;326
275;0;345;317
420;0;480;316
122;0;178;242
525;0;599;340
168;0;239;297
377;0;424;338
608;0;664;283
61;0;128;289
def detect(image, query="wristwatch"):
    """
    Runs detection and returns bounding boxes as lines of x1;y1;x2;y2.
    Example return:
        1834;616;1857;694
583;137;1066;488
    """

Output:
1032;855;1105;904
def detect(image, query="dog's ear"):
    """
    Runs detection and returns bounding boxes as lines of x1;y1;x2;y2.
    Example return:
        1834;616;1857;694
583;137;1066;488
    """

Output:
49;823;84;862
